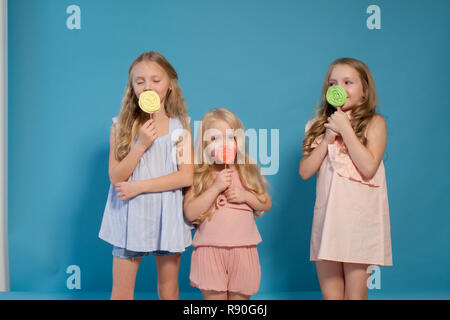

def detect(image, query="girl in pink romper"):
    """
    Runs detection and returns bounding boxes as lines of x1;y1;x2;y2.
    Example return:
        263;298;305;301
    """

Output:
184;108;272;300
299;58;392;300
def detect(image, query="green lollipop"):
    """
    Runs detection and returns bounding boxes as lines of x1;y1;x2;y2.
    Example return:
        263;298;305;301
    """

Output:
326;85;347;107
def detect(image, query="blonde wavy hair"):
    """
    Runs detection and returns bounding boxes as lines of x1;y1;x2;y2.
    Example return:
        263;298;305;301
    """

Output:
114;51;189;161
192;108;269;224
302;57;378;156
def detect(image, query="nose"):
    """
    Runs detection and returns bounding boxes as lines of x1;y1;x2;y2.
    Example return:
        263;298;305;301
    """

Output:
143;82;153;92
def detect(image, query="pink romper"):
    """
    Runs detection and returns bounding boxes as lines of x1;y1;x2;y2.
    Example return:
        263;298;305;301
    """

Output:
189;170;262;295
305;118;393;266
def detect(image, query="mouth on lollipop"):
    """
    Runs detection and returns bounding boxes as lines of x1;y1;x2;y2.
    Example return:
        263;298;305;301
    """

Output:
138;90;161;114
216;145;236;165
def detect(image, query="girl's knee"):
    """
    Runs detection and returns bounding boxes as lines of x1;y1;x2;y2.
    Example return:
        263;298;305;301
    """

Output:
158;281;179;300
344;289;368;300
321;290;345;300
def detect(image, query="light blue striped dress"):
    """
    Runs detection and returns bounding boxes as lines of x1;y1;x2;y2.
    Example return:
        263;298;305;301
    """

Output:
99;116;193;253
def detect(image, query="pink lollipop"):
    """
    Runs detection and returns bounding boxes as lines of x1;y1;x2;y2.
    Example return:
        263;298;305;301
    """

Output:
217;145;236;166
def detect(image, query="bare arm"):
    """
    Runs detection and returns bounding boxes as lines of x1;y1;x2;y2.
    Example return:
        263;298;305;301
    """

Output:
244;190;272;212
299;139;329;180
299;126;338;180
339;114;387;179
183;168;233;222
183;184;222;222
109;124;147;185
139;169;193;193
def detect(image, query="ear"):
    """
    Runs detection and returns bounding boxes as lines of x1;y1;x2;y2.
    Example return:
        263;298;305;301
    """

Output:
361;86;368;102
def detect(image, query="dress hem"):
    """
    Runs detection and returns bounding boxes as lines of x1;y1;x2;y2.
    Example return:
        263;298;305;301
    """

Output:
99;235;192;253
310;256;393;266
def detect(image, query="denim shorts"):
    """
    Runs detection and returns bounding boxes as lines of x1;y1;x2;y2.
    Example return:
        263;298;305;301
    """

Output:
112;246;178;259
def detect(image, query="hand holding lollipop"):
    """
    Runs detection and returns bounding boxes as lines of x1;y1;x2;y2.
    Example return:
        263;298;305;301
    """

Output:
324;85;352;135
138;90;161;119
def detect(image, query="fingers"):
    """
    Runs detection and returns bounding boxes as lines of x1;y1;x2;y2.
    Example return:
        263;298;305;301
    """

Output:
221;176;232;189
224;187;236;201
114;183;127;201
223;177;232;186
324;123;338;133
326;116;338;127
221;168;233;174
224;185;235;193
116;190;126;201
143;119;154;129
142;122;158;141
142;119;156;132
219;168;233;181
151;128;158;140
324;123;335;130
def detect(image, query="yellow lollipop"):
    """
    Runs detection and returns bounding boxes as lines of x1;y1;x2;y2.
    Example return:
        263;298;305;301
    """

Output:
138;90;161;114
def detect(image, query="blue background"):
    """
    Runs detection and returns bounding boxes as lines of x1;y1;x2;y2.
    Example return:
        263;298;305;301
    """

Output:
6;0;450;297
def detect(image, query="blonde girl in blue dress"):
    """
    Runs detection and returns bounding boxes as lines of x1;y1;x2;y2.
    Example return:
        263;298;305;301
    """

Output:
99;52;194;300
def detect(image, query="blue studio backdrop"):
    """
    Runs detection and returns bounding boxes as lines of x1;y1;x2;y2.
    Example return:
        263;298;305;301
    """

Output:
7;0;450;297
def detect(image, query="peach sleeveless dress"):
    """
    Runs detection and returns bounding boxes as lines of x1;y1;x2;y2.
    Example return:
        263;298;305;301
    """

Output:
305;118;392;266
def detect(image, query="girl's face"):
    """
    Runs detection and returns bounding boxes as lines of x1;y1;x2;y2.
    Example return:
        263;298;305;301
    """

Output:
131;60;171;105
328;64;365;112
204;119;236;163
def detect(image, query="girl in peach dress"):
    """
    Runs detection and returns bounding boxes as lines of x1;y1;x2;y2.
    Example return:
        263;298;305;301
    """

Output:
184;108;272;300
299;58;392;300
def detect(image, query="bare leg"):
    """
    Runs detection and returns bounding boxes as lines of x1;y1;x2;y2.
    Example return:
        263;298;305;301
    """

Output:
315;260;345;300
111;256;142;300
228;292;250;300
201;290;228;300
155;253;181;300
343;263;370;300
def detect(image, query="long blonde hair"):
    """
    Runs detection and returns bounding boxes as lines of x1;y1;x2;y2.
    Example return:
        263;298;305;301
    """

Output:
115;51;189;161
193;108;269;224
302;57;378;156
